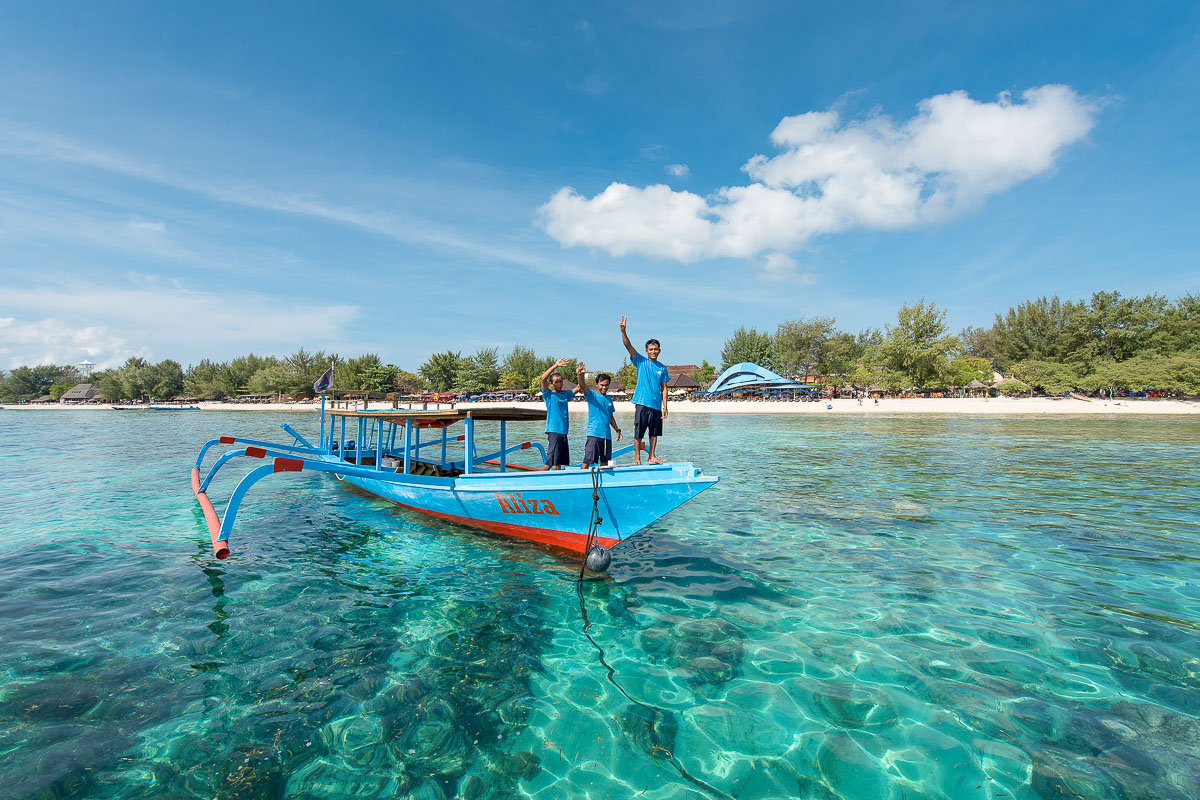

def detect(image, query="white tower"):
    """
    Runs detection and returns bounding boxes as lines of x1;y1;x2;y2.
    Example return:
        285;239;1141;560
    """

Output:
78;359;95;379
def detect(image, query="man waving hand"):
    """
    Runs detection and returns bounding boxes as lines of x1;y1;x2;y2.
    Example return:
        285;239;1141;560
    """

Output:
620;316;670;465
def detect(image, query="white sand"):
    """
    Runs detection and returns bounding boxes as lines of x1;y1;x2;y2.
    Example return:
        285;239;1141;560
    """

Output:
5;396;1197;415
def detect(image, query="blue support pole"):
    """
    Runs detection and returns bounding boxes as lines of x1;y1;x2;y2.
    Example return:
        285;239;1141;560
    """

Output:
403;419;412;475
500;420;507;472
356;418;363;466
319;394;325;448
376;420;384;471
464;417;474;475
340;416;346;458
441;426;447;466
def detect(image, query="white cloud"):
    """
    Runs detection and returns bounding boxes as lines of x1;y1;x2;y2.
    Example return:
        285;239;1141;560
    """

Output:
0;278;359;367
760;252;818;285
0;316;137;369
666;163;690;177
540;85;1098;262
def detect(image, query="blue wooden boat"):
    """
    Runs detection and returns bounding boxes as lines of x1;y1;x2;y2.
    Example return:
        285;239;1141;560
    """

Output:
190;405;718;568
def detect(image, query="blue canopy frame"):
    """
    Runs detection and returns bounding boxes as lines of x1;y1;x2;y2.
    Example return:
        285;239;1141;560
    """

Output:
703;362;816;396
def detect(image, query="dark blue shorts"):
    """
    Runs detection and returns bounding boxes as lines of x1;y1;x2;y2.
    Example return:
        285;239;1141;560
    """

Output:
634;404;663;439
546;432;570;466
582;436;612;466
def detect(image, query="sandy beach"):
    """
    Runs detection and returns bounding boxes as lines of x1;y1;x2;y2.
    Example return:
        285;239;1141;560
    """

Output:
5;396;1198;415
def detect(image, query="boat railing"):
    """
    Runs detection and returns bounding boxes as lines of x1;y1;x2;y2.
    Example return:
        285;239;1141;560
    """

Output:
280;423;316;449
194;435;322;470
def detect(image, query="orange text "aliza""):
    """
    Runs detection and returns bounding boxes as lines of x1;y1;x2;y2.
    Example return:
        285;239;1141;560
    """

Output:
494;492;559;515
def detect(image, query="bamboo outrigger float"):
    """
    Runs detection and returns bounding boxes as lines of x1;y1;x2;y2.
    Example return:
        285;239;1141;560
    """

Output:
190;402;718;569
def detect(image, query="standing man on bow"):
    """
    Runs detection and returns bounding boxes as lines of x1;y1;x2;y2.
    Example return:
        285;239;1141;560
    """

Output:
574;361;622;467
539;357;575;470
620;316;670;465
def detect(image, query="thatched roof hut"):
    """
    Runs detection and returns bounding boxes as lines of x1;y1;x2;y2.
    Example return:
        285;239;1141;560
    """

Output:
60;383;97;401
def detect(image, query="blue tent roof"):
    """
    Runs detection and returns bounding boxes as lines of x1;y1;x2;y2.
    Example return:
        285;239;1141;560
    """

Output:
706;362;815;394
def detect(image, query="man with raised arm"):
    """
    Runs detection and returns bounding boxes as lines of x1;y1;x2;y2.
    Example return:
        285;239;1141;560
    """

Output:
574;362;622;468
539;357;574;470
619;316;670;465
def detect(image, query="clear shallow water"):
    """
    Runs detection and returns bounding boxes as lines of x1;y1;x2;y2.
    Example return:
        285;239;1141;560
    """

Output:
2;410;1200;799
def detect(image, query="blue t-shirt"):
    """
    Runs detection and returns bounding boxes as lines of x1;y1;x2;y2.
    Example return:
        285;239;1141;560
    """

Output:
585;389;616;440
631;352;670;410
544;390;573;434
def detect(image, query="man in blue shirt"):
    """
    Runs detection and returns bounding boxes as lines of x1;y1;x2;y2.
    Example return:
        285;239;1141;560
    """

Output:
620;316;671;465
574;362;622;467
539;357;574;470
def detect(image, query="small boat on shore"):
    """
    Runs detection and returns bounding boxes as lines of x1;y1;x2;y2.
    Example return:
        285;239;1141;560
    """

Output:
190;405;718;570
112;404;202;411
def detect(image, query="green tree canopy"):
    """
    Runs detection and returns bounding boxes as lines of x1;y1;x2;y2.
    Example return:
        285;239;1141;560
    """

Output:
393;370;429;394
1066;291;1169;364
992;295;1081;366
220;354;276;397
144;359;185;398
337;354;397;392
501;345;552;390
185;359;226;399
720;326;774;371
453;348;500;394
773;316;836;377
0;364;81;401
248;363;295;395
615;360;636;394
690;359;717;384
420;350;464;392
879;300;959;388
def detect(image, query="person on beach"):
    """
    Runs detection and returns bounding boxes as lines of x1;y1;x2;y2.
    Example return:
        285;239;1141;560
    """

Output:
540;357;574;470
620;316;670;465
574;362;622;467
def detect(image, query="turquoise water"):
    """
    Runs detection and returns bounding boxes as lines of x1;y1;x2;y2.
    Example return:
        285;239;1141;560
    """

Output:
2;410;1200;799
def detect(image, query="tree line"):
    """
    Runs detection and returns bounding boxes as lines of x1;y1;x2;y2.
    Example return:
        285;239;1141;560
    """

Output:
3;290;1197;402
0;344;688;403
719;291;1200;394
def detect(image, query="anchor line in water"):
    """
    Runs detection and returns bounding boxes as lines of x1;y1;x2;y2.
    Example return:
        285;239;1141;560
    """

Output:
577;466;604;582
574;580;734;800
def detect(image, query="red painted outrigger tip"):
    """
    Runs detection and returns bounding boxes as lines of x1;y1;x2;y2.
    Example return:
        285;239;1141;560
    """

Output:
191;467;229;559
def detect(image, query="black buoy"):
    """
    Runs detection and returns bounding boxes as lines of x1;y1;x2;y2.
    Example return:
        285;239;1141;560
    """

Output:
584;544;611;573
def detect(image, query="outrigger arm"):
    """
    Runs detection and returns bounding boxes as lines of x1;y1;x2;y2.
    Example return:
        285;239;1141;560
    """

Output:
191;419;548;559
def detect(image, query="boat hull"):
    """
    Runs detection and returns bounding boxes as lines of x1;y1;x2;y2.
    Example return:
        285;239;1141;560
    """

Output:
332;457;718;554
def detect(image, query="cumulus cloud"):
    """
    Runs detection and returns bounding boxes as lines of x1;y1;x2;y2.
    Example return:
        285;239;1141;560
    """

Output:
0;317;137;369
0;278;359;367
666;163;690;177
760;252;818;285
540;85;1098;262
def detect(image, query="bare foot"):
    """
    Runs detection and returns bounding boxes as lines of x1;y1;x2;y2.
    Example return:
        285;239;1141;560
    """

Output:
648;456;664;464
632;459;642;466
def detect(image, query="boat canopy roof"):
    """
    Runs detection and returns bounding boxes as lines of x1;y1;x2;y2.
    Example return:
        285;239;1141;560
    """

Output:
328;407;546;423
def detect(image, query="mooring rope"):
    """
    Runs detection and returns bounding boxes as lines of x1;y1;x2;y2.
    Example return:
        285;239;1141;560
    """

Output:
570;467;732;800
577;465;603;582
574;581;733;800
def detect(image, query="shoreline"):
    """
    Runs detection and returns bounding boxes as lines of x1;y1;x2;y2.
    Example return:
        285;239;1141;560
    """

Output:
4;397;1198;416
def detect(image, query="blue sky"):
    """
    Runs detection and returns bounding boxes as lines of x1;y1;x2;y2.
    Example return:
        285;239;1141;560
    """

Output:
1;1;1197;371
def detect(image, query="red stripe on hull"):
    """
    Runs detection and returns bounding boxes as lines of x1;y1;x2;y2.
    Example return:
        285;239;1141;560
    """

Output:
378;494;618;554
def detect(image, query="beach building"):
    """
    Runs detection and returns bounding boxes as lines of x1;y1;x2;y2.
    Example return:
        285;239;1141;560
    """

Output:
59;383;97;403
533;378;578;399
667;373;701;394
665;364;700;381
